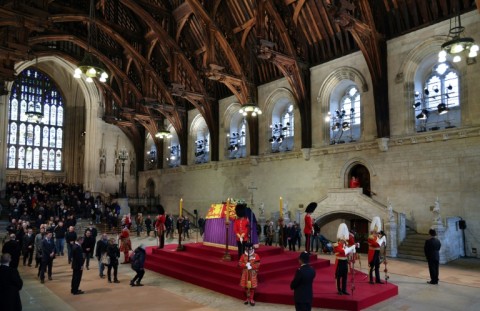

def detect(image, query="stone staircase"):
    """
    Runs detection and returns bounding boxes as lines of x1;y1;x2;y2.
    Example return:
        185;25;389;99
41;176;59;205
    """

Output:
397;228;429;261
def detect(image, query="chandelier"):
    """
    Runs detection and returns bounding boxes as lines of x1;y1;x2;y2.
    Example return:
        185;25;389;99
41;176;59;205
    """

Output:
155;121;172;139
239;103;262;117
438;11;478;63
73;0;108;83
239;47;262;117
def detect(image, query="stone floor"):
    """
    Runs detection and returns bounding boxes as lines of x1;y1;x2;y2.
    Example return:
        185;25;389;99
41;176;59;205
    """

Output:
15;233;480;311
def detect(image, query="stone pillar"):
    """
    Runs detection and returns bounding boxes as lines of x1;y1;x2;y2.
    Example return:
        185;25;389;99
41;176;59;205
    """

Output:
398;213;406;244
432;224;447;264
385;221;398;257
117;197;130;216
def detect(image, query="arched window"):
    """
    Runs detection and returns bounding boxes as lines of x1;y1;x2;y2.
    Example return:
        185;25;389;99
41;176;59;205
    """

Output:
270;101;294;153
328;85;361;144
195;131;209;164
165;125;181;168
413;62;460;132
227;116;247;160
7;68;64;171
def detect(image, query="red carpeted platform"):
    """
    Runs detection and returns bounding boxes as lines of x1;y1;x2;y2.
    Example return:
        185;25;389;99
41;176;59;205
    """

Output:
144;243;398;311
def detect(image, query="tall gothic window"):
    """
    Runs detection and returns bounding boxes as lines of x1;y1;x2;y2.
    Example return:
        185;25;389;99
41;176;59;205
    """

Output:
7;68;64;170
270;102;295;153
328;85;361;144
414;63;460;132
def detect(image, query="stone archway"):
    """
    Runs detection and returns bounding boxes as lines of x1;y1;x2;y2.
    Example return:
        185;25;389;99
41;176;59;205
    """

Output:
347;163;371;197
309;188;397;257
315;211;370;253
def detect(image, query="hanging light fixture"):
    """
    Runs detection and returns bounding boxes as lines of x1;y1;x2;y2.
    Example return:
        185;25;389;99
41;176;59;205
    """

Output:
73;0;108;83
438;8;478;63
155;120;172;139
239;43;262;117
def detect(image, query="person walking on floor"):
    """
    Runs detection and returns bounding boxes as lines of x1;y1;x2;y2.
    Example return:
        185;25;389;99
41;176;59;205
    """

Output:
424;228;441;285
82;229;95;270
65;226;77;264
106;238;120;283
130;244;146;287
40;231;56;283
119;226;132;264
290;252;316;311
22;228;35;267
95;233;109;278
71;236;85;295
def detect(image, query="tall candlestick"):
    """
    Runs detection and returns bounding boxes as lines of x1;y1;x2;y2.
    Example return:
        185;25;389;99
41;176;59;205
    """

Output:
225;198;231;223
179;198;183;217
279;197;283;218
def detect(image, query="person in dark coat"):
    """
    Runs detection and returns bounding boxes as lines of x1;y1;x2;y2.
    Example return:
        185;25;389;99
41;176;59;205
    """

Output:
130;244;146;286
106;238;120;283
40;231;56;283
424;228;441;285
22;228;35;266
290;252;316;311
95;233;109;278
71;236;85;295
2;234;21;269
82;230;95;270
0;253;23;311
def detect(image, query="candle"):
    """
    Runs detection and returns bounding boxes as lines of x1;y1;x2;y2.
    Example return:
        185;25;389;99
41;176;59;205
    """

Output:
279;197;283;218
225;198;231;223
179;198;183;217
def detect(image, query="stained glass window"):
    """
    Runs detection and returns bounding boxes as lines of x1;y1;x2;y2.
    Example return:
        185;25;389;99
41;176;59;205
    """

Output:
7;68;64;170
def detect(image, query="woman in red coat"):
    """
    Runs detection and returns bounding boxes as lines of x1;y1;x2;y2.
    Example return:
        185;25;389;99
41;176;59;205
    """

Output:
119;227;132;263
238;244;260;306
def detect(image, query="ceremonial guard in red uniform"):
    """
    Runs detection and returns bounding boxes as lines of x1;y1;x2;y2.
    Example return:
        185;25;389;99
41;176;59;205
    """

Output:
349;176;360;188
304;213;313;253
155;205;166;249
334;223;356;295
119;227;132;263
238;243;260;306
367;216;386;284
234;204;250;259
303;202;317;253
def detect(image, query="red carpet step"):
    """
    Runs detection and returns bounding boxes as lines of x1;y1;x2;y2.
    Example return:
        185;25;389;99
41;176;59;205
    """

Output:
144;243;398;311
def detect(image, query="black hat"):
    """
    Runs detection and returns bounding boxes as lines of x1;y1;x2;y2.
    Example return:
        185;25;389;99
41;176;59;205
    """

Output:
429;229;437;236
235;203;247;218
305;202;317;214
245;242;254;249
299;251;310;263
157;204;165;215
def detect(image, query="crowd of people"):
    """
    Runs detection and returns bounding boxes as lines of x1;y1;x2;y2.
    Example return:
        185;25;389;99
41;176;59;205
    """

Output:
2;182;442;311
1;181;151;310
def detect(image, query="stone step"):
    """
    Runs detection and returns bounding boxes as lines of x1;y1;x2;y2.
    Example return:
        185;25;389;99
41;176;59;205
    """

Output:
398;231;429;260
398;246;424;253
397;253;426;261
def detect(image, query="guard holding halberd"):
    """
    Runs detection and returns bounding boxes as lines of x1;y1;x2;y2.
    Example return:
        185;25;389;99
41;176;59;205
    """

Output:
334;223;356;295
367;216;386;284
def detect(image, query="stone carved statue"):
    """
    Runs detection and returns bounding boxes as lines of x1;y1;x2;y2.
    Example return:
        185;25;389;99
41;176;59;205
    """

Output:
432;198;441;224
99;156;106;174
259;203;265;216
387;198;394;222
283;201;288;217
